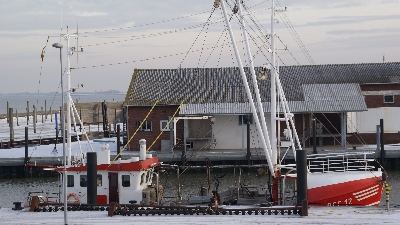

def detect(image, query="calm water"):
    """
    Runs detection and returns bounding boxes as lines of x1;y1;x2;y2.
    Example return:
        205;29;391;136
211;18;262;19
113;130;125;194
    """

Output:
0;92;126;115
0;170;399;208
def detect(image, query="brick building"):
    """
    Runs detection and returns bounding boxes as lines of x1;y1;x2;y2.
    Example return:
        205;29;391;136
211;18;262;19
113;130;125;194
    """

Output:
347;82;400;144
123;63;400;151
125;105;184;151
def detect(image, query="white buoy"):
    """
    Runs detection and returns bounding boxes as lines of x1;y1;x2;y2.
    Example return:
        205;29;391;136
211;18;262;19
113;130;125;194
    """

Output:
139;139;146;161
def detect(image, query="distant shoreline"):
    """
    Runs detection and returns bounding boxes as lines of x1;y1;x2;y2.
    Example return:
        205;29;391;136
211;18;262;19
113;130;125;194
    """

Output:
0;91;126;95
0;92;126;115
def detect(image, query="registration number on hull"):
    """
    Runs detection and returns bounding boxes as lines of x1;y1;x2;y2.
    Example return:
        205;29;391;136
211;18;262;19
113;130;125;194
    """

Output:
327;198;352;206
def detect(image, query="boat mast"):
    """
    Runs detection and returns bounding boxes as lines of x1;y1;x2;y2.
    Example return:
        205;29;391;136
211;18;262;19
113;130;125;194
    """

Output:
219;0;275;177
270;0;277;169
238;0;273;161
60;26;77;166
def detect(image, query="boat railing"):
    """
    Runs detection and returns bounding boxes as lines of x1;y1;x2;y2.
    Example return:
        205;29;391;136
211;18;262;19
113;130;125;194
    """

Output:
307;151;376;173
27;191;60;206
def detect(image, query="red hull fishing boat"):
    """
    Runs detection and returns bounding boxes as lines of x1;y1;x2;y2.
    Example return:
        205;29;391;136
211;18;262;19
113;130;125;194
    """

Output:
216;0;385;207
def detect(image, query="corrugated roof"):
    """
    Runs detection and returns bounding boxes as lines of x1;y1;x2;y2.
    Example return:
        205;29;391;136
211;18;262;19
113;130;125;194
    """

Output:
179;83;366;114
124;62;399;113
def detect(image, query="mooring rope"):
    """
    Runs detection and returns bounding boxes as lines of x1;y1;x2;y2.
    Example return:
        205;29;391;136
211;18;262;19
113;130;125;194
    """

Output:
146;101;184;152
105;100;158;170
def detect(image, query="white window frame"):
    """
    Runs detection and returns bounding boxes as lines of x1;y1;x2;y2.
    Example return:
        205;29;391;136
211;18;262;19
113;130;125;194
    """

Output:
136;121;152;131
160;120;170;131
384;95;394;103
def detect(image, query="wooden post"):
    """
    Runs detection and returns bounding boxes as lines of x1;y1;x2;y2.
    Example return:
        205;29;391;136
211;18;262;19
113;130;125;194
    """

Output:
50;107;52;122
7;101;9;123
108;202;117;217
114;108;117;132
45;100;47;119
380;119;385;167
9;108;14;142
301;199;308;216
117;124;121;157
25;127;28;165
27;101;30;125
16;109;19;126
41;107;44;123
98;107;100;132
33;105;36;133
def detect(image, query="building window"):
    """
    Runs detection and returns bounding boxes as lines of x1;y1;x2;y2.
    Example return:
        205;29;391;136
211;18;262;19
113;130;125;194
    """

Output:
384;95;394;103
186;141;193;149
122;175;130;187
67;175;74;187
136;121;152;131
160;120;171;131
239;115;253;125
80;175;87;187
97;174;102;186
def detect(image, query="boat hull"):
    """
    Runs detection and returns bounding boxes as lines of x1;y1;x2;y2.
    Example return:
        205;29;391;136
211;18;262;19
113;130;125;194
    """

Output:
307;171;383;206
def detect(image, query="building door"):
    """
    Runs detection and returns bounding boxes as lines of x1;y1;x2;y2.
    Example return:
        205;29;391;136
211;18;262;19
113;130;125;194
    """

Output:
108;172;119;203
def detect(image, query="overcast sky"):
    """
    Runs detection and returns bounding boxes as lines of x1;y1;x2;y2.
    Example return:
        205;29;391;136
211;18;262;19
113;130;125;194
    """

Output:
1;0;399;94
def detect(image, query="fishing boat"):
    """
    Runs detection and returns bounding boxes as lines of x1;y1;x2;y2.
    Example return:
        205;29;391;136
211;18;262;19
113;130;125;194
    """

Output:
210;0;385;207
27;30;162;207
51;140;161;205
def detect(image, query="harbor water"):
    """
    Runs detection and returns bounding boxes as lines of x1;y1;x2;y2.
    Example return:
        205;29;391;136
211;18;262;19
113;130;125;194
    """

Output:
0;169;399;209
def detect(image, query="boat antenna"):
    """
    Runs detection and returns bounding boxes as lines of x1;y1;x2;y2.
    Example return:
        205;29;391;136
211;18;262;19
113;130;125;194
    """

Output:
76;23;80;66
52;113;59;155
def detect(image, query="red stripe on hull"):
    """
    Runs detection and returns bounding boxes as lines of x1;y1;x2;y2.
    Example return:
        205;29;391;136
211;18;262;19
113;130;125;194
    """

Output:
308;176;383;206
55;157;159;172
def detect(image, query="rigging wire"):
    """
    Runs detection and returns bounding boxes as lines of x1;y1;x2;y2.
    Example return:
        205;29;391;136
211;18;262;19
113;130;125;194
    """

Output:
277;1;366;146
241;0;371;149
85;18;225;48
81;10;213;35
179;7;217;66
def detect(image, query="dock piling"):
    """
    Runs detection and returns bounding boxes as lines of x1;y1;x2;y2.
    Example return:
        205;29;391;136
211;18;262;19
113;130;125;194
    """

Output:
117;124;121;158
87;152;97;204
296;149;308;207
380;119;385;167
9;108;14;142
33;105;36;133
16;109;19;126
27;101;30;125
25;127;28;165
7;101;9;123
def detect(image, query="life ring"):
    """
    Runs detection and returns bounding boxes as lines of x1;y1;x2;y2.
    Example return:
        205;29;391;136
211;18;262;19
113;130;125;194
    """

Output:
67;193;79;203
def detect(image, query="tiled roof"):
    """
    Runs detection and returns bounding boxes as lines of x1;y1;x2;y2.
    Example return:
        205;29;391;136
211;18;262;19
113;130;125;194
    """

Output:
124;62;400;113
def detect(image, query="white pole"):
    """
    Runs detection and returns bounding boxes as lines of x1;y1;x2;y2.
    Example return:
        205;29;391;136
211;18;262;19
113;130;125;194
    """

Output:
238;1;272;159
270;0;277;168
60;46;68;225
220;0;275;176
66;29;72;166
